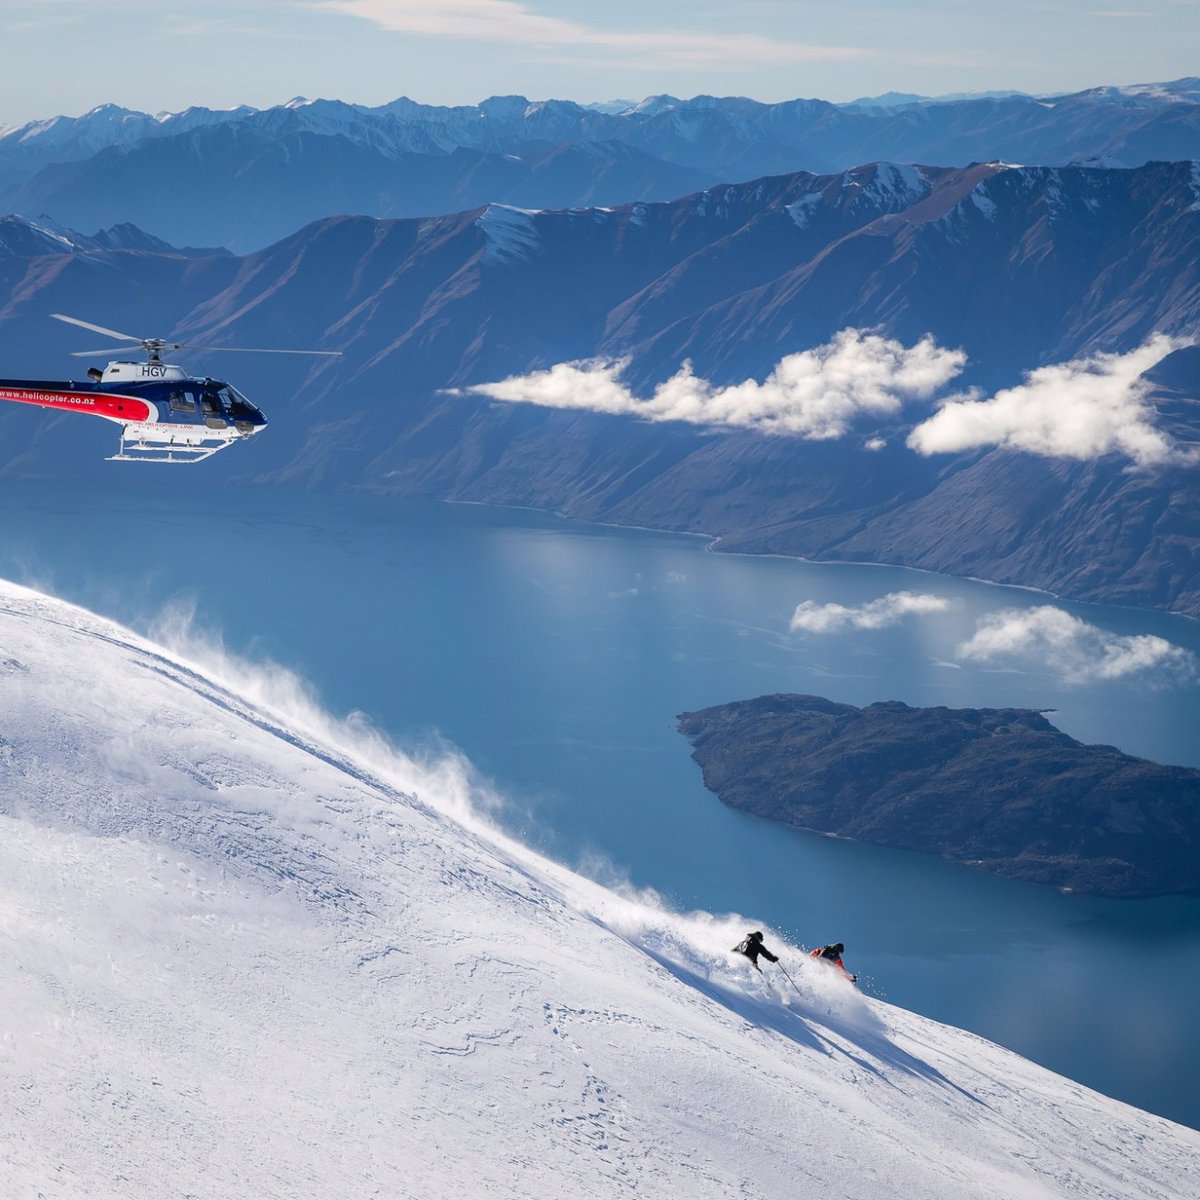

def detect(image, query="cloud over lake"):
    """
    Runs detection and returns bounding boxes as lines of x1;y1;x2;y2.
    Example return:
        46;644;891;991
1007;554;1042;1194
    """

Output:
956;605;1196;683
789;591;952;633
787;591;1195;685
458;330;965;440
462;330;1193;467
907;335;1192;467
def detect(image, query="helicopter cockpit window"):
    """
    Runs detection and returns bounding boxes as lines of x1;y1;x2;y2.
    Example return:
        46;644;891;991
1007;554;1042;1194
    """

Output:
218;384;262;420
168;389;197;413
200;392;219;415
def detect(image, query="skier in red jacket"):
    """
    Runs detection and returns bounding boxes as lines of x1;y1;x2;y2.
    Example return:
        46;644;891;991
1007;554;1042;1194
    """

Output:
810;942;856;982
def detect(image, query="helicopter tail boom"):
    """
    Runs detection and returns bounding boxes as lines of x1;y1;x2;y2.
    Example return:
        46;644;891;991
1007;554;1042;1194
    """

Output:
0;382;154;425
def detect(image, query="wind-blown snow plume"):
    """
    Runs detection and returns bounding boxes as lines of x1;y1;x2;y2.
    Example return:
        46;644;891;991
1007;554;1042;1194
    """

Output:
956;605;1196;683
790;591;952;633
570;861;881;1033
143;595;499;831
458;330;966;439
141;597;822;1005
907;334;1193;467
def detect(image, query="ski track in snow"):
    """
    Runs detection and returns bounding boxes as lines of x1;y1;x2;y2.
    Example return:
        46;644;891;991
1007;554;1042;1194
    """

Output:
0;579;1196;1199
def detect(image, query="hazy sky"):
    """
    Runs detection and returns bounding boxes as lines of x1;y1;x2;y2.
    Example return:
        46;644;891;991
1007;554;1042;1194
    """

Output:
1;0;1197;125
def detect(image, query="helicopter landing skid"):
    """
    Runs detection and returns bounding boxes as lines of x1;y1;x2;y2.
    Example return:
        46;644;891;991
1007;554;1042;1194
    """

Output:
107;423;243;464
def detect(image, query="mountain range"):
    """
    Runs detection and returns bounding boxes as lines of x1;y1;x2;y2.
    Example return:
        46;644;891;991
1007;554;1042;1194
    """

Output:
3;79;1199;250
1;157;1197;615
3;578;1199;1197
0;213;226;259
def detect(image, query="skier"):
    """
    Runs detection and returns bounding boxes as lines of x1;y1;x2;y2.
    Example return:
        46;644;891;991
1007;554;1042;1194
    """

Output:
810;942;856;982
733;930;778;973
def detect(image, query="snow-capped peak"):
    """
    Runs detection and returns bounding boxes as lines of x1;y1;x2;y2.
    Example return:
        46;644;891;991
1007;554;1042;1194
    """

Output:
861;162;931;207
786;192;823;229
631;94;682;116
475;203;542;264
0;213;93;256
0;213;206;257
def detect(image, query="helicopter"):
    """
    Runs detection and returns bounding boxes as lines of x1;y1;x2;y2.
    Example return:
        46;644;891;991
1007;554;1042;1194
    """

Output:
0;314;341;463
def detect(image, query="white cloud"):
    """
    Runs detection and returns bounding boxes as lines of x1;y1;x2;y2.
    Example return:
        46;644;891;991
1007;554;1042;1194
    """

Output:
789;591;952;633
956;605;1196;683
321;0;863;66
907;334;1194;467
459;330;966;439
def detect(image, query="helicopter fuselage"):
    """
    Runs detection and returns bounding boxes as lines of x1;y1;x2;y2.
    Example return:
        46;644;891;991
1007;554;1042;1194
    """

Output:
0;361;267;462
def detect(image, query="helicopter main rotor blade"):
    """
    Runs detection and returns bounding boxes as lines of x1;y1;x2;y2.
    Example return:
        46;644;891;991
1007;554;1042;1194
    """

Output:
69;346;144;357
51;313;147;344
177;345;343;356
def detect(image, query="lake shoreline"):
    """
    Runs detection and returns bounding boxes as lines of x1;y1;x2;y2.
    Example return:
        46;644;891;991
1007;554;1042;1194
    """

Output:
439;494;1200;626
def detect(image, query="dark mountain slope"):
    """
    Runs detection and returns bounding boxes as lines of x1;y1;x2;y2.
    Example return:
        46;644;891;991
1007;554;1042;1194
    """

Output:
0;161;1197;613
5;125;715;252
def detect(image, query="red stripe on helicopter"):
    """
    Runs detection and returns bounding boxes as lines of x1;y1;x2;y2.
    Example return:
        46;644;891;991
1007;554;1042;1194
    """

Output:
0;386;153;424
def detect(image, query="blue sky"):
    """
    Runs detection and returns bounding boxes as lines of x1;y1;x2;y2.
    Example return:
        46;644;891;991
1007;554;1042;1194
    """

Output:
1;0;1197;124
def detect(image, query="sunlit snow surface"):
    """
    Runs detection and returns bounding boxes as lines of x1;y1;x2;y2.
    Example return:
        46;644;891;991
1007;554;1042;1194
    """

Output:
475;204;541;264
1;579;1196;1199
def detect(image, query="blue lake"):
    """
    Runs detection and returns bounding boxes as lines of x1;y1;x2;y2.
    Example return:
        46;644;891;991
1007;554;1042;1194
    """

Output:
3;478;1199;1128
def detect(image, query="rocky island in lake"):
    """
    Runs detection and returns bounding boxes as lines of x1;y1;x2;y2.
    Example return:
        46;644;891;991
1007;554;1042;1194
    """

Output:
677;695;1200;898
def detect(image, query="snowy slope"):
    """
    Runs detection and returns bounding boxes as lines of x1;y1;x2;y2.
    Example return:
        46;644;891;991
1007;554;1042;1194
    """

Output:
0;579;1196;1199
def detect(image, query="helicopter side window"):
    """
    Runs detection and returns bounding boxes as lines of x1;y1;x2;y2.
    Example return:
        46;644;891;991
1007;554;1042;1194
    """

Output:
199;392;219;415
168;389;197;413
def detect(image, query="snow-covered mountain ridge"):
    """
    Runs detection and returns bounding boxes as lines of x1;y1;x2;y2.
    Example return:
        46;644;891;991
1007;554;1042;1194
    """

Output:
4;77;1197;162
1;577;1196;1198
0;213;225;258
2;78;1198;252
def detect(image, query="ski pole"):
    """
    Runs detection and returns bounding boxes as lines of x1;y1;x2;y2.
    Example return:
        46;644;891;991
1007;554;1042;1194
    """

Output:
776;962;804;999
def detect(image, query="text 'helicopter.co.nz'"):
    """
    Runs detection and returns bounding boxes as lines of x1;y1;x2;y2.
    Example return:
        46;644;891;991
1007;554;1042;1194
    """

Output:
0;314;341;463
